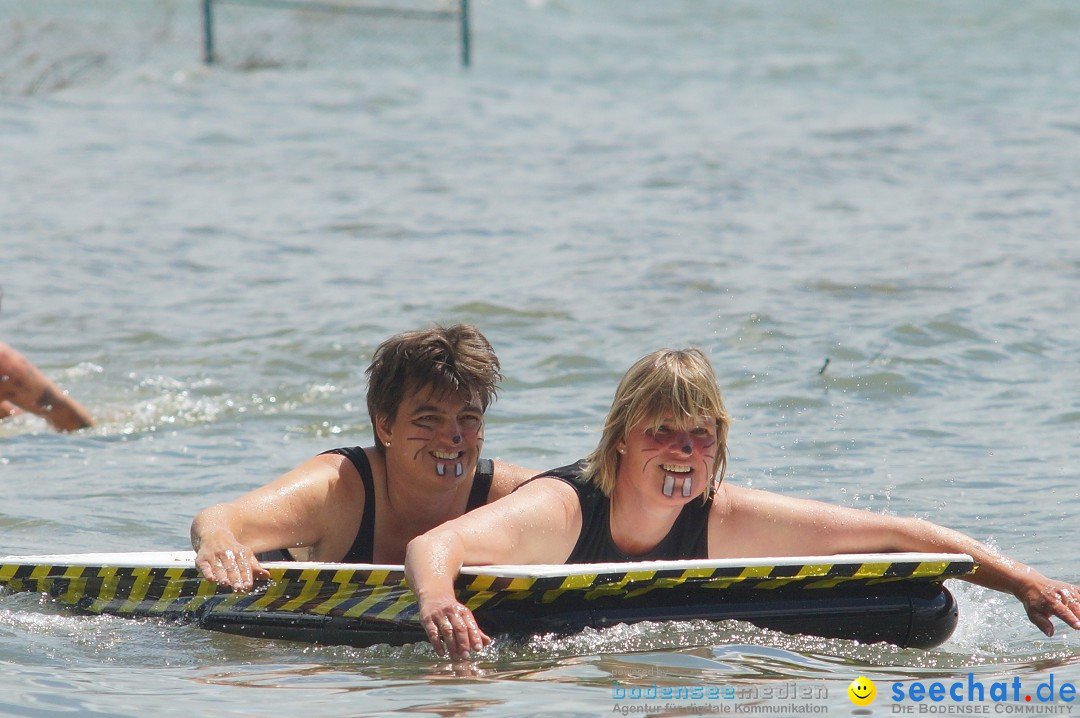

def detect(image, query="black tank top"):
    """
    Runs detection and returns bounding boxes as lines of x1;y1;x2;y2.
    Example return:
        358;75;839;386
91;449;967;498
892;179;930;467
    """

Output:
257;448;494;563
525;460;712;563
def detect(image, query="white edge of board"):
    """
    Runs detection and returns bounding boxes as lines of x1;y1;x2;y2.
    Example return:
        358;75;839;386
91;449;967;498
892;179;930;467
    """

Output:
0;551;975;578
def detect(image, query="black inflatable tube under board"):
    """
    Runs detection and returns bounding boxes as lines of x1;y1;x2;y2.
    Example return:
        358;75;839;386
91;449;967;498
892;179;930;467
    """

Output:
198;583;958;649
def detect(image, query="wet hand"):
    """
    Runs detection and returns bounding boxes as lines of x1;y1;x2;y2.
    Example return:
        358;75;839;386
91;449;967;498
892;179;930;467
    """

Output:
1018;579;1080;636
194;539;269;592
419;597;491;660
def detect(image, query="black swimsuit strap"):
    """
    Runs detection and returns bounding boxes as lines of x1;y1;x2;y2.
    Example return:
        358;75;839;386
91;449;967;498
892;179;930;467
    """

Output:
328;446;377;563
465;458;494;511
524;460;712;563
336;451;492;561
260;450;492;564
255;447;375;563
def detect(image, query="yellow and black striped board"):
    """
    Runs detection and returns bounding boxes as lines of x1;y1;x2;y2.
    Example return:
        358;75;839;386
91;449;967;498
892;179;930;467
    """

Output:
0;552;975;649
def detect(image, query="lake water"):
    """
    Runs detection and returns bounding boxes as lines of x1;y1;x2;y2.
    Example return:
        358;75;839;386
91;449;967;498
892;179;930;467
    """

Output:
2;1;1079;715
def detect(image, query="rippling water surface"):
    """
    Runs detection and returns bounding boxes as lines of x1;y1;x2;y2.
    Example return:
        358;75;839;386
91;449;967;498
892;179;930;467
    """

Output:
2;1;1079;715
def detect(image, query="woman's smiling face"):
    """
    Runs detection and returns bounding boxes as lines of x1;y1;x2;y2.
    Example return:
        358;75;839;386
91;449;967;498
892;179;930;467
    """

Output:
378;385;485;482
616;414;719;501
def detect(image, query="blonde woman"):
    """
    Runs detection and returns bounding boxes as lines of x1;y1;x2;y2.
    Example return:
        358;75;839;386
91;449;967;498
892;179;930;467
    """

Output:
405;348;1080;659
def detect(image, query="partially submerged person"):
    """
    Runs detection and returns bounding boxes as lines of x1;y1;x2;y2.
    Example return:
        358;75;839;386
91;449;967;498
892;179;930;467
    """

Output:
0;287;94;432
0;342;94;432
405;348;1080;660
191;324;536;591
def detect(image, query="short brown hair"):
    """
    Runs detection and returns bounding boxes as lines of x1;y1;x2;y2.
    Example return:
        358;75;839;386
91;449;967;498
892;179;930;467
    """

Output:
583;348;730;498
366;325;502;446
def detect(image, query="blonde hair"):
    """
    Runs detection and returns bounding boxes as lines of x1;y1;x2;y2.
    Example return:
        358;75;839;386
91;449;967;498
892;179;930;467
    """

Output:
582;348;730;498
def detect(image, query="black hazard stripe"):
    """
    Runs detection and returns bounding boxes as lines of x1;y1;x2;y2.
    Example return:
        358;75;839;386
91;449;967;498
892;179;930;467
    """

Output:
136;569;184;603
10;564;42;581
294;580;356;614
825;562;863;578
107;567;145;602
319;586;398;617
888;562;922;578
43;577;74;599
360;586;413;618
257;585;313;612
166;573;210;599
767;564;810;578
300;567;408;587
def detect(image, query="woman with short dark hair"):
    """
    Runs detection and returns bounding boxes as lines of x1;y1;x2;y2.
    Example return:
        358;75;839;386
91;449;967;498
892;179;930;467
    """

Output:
191;324;536;590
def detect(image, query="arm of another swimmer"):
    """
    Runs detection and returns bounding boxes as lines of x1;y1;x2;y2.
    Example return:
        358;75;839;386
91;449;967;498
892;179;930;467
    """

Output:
405;478;581;659
0;342;93;432
714;486;1080;637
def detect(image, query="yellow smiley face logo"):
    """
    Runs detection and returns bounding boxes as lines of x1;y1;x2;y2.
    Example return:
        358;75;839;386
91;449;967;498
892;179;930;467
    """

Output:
847;676;876;706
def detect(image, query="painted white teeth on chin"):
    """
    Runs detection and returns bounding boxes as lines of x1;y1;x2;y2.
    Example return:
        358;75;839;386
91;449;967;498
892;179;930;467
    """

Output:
663;475;675;497
436;463;446;477
454;461;463;478
663;475;693;497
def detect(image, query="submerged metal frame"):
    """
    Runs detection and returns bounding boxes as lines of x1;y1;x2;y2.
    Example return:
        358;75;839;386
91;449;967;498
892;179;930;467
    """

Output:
200;0;471;67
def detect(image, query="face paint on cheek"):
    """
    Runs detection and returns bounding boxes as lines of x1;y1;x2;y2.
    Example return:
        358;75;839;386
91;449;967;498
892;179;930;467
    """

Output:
467;427;483;474
405;428;435;445
633;436;664;463
402;427;436;461
693;436;719;473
